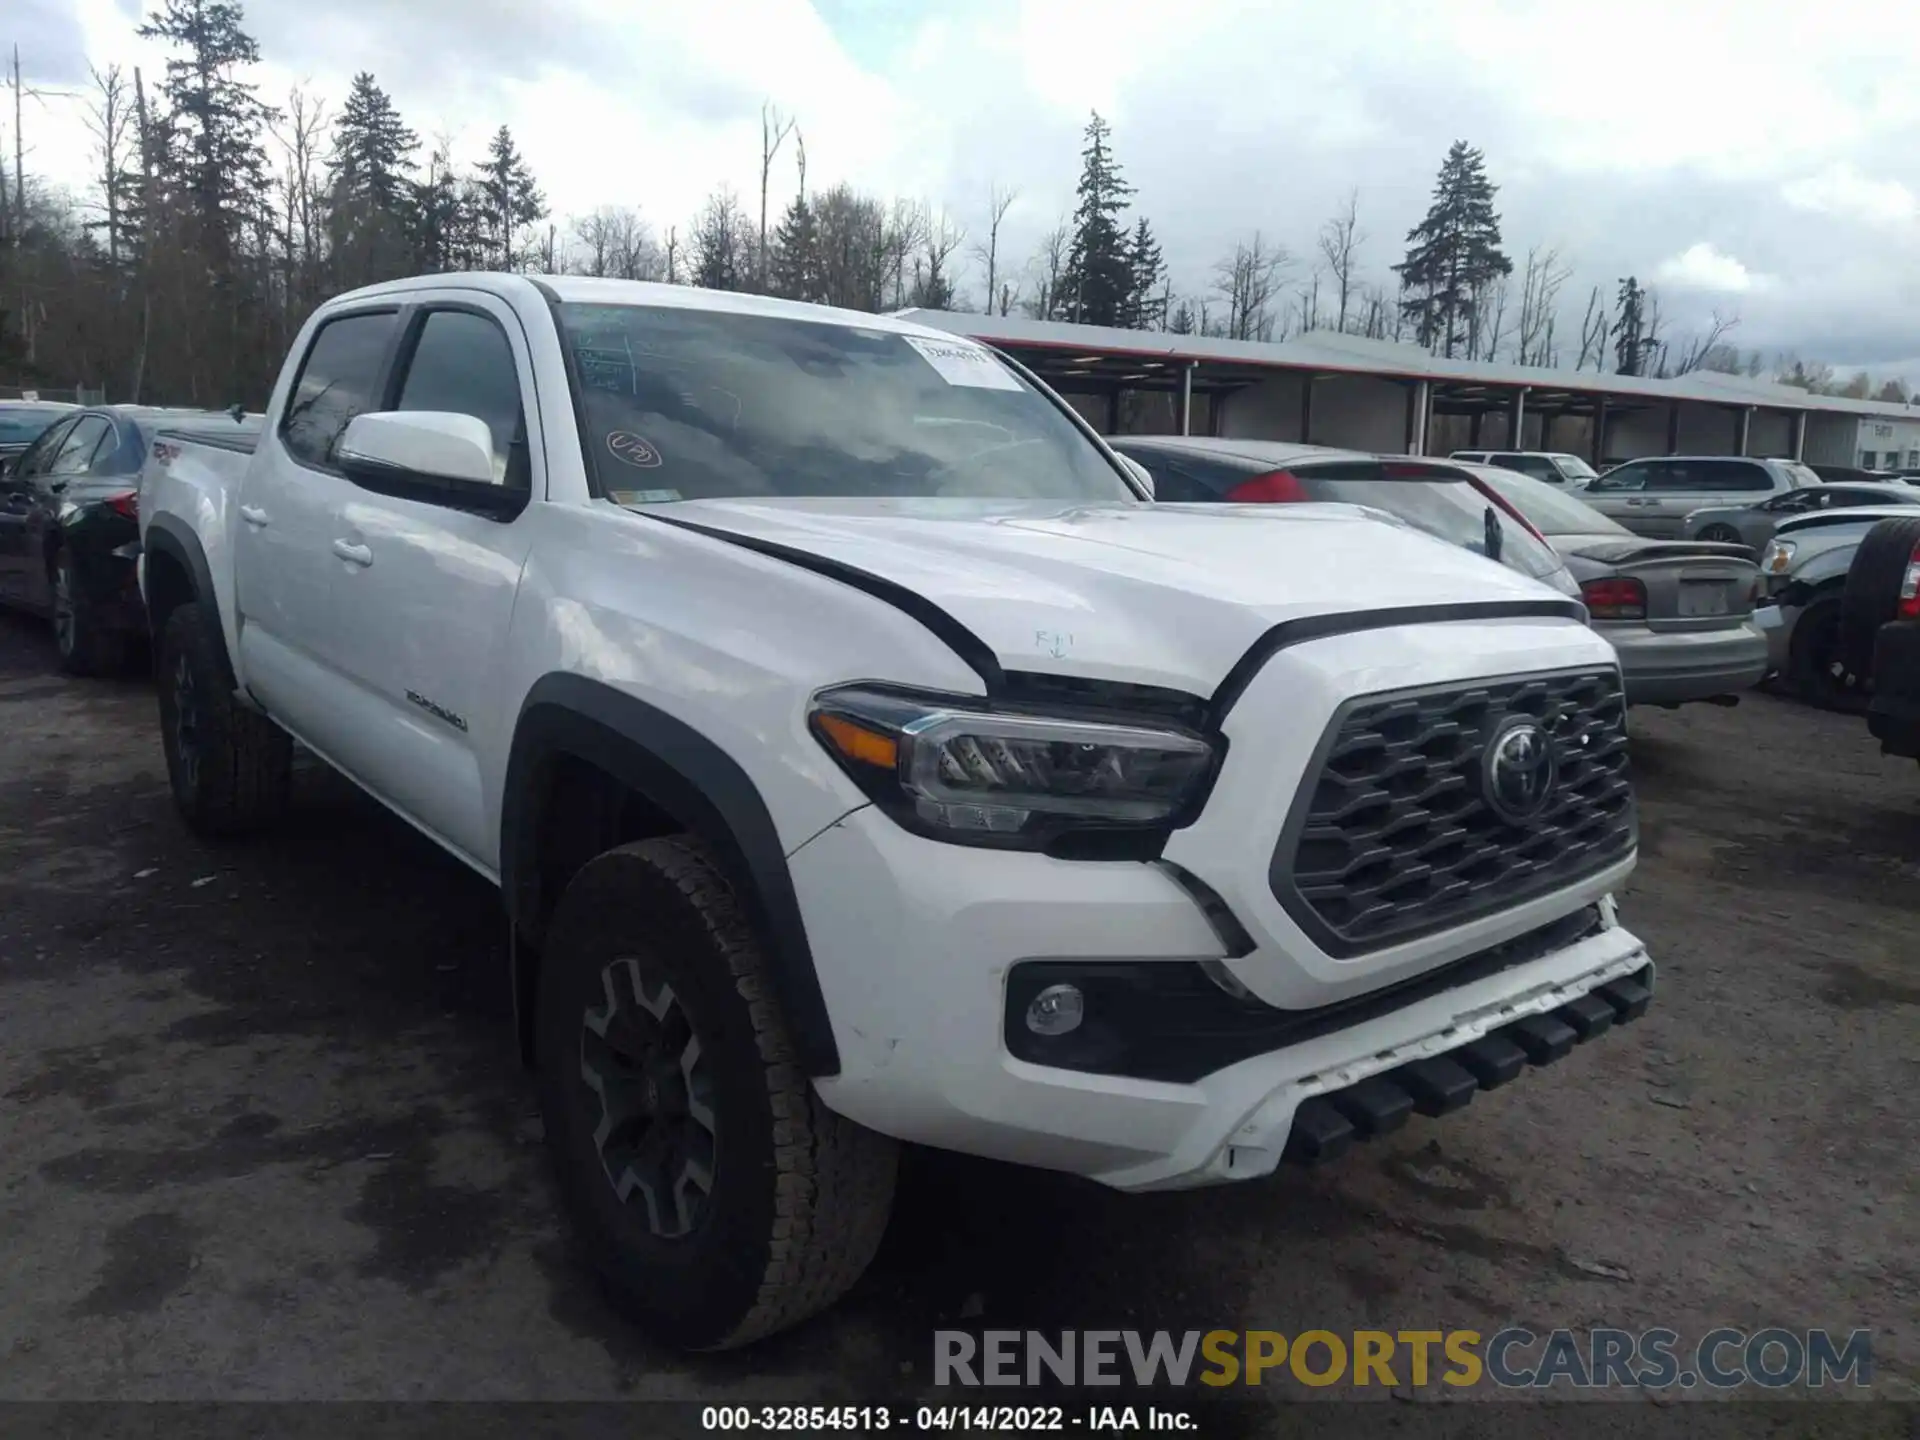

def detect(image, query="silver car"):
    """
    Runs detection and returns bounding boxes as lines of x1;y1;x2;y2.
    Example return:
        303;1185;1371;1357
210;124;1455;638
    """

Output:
1752;504;1920;709
1447;450;1601;487
1682;481;1920;554
1577;455;1823;538
1466;464;1768;707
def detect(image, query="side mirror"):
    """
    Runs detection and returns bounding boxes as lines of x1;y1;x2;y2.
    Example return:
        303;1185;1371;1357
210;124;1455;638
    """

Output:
336;411;522;516
1116;454;1155;498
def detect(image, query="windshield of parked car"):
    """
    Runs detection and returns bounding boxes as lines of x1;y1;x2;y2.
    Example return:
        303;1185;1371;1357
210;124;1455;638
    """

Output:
1779;462;1824;489
555;303;1137;504
1474;466;1631;537
1554;454;1599;480
0;406;73;446
1288;462;1570;582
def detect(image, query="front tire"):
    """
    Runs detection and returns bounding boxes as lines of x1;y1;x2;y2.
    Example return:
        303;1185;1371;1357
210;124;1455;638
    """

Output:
1696;523;1744;546
536;837;897;1351
1788;595;1867;713
155;601;292;835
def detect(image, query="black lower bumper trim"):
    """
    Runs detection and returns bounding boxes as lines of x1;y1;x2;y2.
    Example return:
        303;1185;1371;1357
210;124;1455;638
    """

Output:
1283;964;1653;1167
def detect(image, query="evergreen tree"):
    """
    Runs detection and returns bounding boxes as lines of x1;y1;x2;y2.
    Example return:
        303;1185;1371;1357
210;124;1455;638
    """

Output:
1059;112;1135;326
1613;276;1648;374
412;140;485;273
476;125;546;270
1121;216;1164;329
770;193;822;302
1393;141;1511;358
137;0;277;271
1167;299;1196;335
330;73;417;212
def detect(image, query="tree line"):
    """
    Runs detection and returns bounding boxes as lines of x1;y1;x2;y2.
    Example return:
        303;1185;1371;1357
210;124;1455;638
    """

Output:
0;4;1904;407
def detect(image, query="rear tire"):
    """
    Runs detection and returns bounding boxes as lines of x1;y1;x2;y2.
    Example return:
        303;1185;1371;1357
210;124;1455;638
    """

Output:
536;837;897;1351
1696;523;1744;546
155;600;292;835
1788;594;1868;713
51;548;127;677
1841;516;1920;672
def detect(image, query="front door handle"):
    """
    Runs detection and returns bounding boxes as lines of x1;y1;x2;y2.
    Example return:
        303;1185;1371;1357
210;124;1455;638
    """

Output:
331;539;373;568
239;504;270;528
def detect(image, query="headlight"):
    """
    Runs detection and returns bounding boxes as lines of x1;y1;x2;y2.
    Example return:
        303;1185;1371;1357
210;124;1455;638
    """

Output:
1761;539;1796;574
808;684;1218;850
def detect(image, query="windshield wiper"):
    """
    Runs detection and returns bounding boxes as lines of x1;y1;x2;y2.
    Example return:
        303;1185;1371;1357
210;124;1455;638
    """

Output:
1483;505;1504;562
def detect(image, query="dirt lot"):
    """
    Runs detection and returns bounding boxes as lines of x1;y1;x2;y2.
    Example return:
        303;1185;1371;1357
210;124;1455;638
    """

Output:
0;607;1914;1418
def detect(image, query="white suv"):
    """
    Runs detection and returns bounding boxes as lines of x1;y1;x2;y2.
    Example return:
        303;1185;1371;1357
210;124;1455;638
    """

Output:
137;274;1654;1350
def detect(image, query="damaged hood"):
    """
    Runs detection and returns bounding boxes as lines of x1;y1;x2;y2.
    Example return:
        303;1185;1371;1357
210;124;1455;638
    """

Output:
653;496;1580;693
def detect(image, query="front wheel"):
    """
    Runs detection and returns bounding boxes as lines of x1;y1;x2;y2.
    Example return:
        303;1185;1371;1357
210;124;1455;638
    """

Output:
1788;596;1868;713
1696;523;1744;546
537;837;898;1351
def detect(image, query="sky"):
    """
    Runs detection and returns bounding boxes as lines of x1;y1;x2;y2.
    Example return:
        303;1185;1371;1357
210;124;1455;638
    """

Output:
12;0;1920;380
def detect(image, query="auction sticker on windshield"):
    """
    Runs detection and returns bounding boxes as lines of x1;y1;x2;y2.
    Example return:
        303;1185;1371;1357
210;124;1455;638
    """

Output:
904;335;1023;391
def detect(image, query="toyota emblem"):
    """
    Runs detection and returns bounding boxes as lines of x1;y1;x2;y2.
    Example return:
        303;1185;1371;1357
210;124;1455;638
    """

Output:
1483;717;1558;825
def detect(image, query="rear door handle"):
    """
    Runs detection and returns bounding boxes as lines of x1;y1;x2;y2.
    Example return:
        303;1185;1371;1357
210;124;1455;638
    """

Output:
331;539;373;568
239;505;269;528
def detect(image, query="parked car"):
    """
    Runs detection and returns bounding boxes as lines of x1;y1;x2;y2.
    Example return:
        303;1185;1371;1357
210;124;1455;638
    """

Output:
1447;450;1601;487
0;399;78;472
1464;465;1767;707
1753;505;1920;708
1807;464;1898;485
1578;455;1822;538
0;404;261;673
1680;480;1919;553
138;273;1653;1351
1107;436;1582;597
1843;516;1920;764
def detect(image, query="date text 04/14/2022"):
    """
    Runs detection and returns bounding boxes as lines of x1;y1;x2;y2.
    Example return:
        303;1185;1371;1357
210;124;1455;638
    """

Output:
700;1405;1197;1432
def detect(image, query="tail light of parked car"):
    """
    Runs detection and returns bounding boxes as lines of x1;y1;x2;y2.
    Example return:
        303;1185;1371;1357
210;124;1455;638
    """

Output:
1581;577;1647;621
1224;470;1307;503
1900;542;1920;620
105;491;138;520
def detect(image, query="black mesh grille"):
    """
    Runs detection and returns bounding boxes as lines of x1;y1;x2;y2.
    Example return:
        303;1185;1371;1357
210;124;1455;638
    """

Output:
1271;669;1634;956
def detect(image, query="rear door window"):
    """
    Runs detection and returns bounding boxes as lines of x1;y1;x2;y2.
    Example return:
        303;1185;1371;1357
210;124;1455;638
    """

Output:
46;416;112;478
1700;459;1771;492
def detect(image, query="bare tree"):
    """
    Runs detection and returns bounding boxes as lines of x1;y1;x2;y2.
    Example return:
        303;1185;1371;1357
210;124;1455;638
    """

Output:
267;85;325;323
1213;232;1290;341
913;208;966;309
883;198;927;309
1022;218;1070;320
664;225;678;284
1668;310;1740;376
1641;288;1667;376
570;205;661;280
82;64;132;267
1296;269;1322;335
757;101;796;290
971;183;1017;317
1514;246;1570;367
1469;276;1511;362
1576;284;1611;371
1315;188;1364;333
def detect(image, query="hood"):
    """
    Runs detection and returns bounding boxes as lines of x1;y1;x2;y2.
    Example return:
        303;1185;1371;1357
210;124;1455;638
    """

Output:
654;496;1578;693
1776;505;1918;536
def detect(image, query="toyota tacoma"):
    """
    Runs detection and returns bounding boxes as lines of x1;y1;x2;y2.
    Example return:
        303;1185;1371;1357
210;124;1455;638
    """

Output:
136;274;1654;1350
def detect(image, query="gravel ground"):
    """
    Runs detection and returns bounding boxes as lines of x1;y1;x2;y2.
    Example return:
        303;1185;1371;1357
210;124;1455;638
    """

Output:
0;608;1914;1421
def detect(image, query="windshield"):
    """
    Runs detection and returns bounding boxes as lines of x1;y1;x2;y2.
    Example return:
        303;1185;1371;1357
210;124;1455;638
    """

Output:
1778;462;1824;489
1473;466;1629;536
555;303;1136;504
0;406;72;446
1554;454;1599;480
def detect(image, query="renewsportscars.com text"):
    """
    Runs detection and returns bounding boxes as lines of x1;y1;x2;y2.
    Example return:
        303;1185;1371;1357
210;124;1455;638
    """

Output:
934;1327;1871;1391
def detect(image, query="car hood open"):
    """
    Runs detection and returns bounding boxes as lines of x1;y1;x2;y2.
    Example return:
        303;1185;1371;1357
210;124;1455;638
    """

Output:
653;496;1583;695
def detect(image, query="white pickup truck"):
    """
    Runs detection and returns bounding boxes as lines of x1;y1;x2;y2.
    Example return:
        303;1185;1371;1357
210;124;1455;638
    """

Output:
138;273;1653;1350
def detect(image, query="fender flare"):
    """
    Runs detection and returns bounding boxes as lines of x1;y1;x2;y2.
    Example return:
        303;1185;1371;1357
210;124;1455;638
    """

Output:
140;514;231;679
501;673;841;1077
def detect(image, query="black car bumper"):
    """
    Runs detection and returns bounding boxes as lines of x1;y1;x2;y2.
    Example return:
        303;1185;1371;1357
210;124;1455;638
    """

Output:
1867;620;1920;759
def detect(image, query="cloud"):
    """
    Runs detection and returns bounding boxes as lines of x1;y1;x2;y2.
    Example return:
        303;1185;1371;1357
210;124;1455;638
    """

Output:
1781;165;1920;227
18;0;1920;381
1654;243;1770;295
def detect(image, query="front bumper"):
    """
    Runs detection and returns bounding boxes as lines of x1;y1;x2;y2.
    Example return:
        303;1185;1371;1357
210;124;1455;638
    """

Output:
1753;601;1797;675
1867;620;1920;758
795;805;1652;1192
1603;619;1769;705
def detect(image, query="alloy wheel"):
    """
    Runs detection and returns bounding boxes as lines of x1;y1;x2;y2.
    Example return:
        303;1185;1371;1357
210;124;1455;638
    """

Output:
579;957;717;1239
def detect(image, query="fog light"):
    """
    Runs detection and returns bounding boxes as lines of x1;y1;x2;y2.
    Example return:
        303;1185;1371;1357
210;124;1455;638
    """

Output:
1025;983;1084;1037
